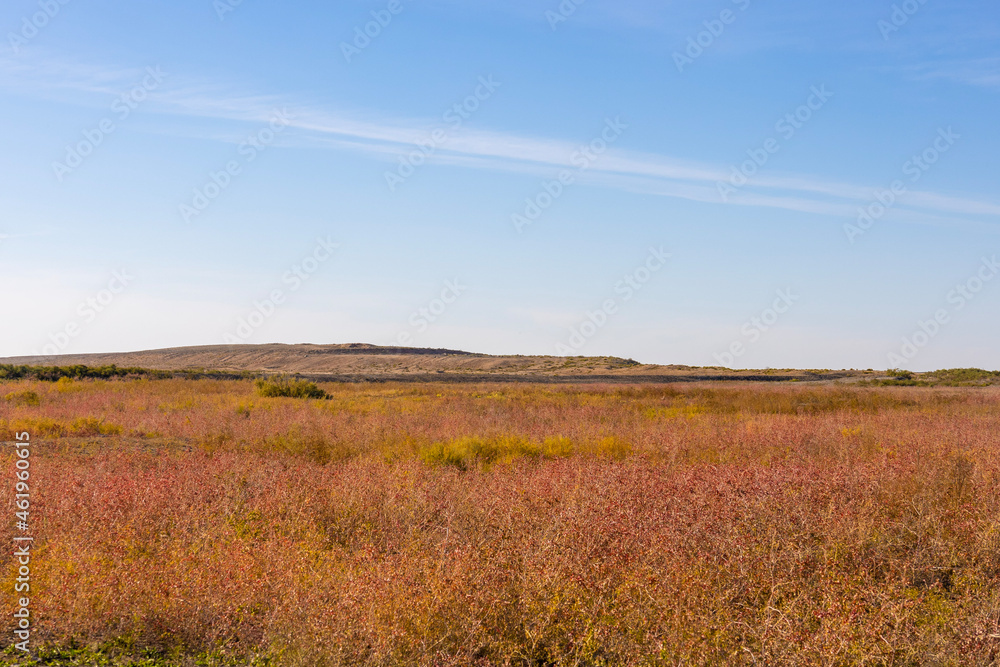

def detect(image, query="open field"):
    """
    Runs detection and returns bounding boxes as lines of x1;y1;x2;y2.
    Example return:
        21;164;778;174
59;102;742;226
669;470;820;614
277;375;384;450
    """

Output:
2;375;1000;665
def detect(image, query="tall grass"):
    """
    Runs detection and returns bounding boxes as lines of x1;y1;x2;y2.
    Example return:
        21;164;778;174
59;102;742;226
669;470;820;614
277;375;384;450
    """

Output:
1;378;999;664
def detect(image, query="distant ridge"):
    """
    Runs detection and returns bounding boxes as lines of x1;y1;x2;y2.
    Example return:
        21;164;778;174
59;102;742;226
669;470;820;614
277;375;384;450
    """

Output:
0;343;890;384
0;343;642;377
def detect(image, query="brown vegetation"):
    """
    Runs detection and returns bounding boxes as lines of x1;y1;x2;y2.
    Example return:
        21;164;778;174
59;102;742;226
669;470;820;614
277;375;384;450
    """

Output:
1;377;999;665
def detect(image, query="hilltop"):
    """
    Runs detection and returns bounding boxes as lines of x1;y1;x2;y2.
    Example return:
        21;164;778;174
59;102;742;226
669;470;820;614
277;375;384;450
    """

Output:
0;343;885;383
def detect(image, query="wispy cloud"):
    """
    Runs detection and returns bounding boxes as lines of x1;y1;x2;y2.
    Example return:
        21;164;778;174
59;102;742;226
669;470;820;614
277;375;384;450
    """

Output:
3;54;1000;231
903;58;1000;89
0;230;51;240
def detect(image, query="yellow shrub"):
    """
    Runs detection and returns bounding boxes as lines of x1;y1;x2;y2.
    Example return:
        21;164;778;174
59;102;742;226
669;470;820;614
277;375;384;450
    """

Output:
4;390;40;406
0;416;124;438
51;376;86;393
158;398;198;412
645;404;706;420
264;427;354;465
70;417;124;436
590;436;633;459
418;435;584;469
418;435;543;470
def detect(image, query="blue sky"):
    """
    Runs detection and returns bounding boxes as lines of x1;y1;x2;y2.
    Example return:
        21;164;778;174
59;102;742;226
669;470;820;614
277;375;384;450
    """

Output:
1;0;998;370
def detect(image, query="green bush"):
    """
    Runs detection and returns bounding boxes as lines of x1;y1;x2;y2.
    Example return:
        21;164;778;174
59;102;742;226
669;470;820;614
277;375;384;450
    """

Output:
0;364;169;381
932;368;1000;384
255;376;328;399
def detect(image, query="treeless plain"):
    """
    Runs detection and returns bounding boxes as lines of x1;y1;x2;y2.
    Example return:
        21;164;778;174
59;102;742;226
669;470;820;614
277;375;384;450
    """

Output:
1;350;999;664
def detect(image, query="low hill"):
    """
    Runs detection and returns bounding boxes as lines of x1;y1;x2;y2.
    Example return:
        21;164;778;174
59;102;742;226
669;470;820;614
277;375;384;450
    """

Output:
0;343;876;383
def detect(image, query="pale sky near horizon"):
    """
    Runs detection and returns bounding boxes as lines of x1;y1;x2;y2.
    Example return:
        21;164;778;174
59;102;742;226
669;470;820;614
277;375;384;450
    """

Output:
1;0;998;370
